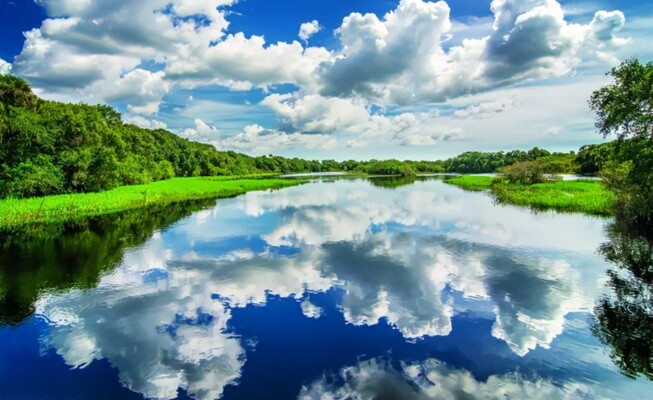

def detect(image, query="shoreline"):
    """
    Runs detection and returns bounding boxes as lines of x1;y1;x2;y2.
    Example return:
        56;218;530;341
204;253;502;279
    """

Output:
0;176;306;231
444;175;614;216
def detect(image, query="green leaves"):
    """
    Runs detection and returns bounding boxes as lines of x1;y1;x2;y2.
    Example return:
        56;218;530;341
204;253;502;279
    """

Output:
0;75;37;110
590;58;653;140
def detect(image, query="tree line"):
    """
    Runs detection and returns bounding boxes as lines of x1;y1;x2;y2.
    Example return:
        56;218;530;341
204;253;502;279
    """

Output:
0;74;622;199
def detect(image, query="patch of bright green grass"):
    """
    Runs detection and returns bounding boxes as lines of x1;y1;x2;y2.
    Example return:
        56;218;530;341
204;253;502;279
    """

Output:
446;175;615;216
444;175;494;191
0;176;305;230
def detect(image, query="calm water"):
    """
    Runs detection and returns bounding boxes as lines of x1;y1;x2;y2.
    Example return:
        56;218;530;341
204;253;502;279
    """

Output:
1;177;651;399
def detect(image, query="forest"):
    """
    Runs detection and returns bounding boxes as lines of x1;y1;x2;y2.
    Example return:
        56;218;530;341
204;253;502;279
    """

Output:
0;74;613;199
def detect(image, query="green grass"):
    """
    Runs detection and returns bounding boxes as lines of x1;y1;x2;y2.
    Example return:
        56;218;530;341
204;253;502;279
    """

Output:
443;175;494;191
445;175;615;216
0;176;305;230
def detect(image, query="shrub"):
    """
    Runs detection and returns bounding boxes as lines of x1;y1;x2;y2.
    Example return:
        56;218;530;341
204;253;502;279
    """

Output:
497;160;548;185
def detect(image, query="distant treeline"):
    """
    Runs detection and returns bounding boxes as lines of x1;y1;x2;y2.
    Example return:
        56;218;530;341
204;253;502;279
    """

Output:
0;75;607;198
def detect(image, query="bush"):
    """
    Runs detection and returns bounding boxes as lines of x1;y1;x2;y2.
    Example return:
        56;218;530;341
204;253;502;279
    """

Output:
0;155;64;197
497;161;548;185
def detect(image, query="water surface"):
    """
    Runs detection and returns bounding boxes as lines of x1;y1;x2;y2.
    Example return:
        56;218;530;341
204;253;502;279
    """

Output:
0;178;650;399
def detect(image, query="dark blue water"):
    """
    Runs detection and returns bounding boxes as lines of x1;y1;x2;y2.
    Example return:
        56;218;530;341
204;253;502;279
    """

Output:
1;178;651;399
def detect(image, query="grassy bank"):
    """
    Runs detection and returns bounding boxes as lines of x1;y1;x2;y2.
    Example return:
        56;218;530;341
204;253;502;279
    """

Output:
445;176;615;216
0;176;305;230
442;175;494;191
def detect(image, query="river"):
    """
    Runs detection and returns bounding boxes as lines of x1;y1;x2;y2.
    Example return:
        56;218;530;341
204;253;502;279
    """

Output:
0;177;650;399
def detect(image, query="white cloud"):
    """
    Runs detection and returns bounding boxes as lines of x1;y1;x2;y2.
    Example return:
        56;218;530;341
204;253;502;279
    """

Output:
301;298;323;318
164;32;330;91
123;115;168;130
260;93;370;134
453;98;515;119
180;118;220;140
9;0;639;156
15;0;329;111
0;58;12;75
299;357;611;399
299;20;321;42
218;124;338;155
246;0;630;156
101;69;170;115
315;0;627;104
258;93;464;147
318;0;453;103
18;0;628;110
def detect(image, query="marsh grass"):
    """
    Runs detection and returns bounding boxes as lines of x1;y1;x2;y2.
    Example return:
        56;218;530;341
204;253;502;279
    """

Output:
445;175;615;216
443;175;494;191
0;176;305;230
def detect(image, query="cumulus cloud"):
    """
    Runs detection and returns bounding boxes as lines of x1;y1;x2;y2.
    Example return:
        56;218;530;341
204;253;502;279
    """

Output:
101;69;171;115
9;0;632;154
301;298;323;318
123;115;168;130
0;58;12;75
15;0;329;112
318;0;453;103
299;20;321;42
453;97;515;119
310;0;627;106
256;94;464;147
218;124;338;155
179;118;220;141
299;357;607;399
243;0;628;150
260;93;370;134
358;112;463;147
164;33;330;91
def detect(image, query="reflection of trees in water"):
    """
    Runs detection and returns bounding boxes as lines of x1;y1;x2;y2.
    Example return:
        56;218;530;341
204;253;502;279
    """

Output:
368;176;418;189
593;221;653;380
0;199;216;325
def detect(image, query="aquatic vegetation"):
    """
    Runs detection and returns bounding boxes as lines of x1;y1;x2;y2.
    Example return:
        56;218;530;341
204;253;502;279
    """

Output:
442;175;494;191
0;177;305;230
445;175;615;215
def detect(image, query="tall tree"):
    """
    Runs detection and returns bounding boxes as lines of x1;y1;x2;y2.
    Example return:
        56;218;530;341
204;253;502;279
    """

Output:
590;59;653;225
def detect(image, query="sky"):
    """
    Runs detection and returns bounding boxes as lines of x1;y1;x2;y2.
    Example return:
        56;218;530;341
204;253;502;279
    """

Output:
0;0;652;160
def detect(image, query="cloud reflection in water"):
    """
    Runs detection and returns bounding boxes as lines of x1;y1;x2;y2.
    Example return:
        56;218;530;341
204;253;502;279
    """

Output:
35;179;614;399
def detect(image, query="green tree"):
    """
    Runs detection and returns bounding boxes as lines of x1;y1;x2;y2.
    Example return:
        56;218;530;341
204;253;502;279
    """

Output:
497;160;548;185
590;59;653;224
0;75;37;109
576;142;615;174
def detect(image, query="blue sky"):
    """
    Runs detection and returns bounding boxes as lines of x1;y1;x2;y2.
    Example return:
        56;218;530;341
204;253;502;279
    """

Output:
1;0;652;160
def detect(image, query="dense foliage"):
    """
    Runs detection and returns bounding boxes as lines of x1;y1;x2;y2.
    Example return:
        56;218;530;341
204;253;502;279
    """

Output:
0;74;617;200
0;76;447;197
443;147;561;173
575;142;616;174
497;161;549;185
0;76;271;197
589;59;653;225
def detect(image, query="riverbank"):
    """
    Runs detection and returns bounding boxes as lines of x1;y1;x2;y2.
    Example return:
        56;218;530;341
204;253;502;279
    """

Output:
0;176;306;230
445;175;615;216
